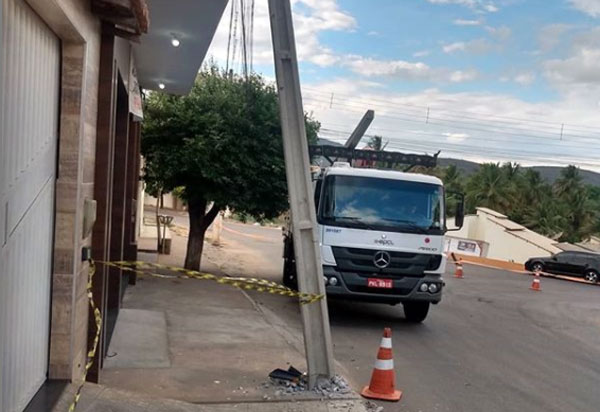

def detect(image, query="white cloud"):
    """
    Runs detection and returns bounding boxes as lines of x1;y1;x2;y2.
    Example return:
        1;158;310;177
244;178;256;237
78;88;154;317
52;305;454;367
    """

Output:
367;30;380;36
453;18;483;25
343;57;479;83
568;0;600;17
485;25;512;41
206;0;356;68
302;81;600;169
514;73;535;85
413;50;431;57
443;42;466;53
545;48;600;84
538;23;572;52
449;69;478;82
345;57;433;79
443;38;492;54
425;0;499;13
443;132;470;142
544;27;600;86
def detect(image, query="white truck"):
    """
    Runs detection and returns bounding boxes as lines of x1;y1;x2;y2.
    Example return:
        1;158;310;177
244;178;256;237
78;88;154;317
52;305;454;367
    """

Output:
283;161;464;323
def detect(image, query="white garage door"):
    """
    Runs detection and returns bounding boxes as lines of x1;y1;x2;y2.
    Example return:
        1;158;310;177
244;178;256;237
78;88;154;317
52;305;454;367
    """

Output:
0;0;61;410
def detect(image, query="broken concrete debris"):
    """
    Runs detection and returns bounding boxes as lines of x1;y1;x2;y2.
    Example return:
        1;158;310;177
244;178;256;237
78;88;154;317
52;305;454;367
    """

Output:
266;366;353;399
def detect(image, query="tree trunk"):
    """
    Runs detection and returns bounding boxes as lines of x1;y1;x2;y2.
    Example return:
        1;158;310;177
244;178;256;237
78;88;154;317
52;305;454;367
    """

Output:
184;197;221;270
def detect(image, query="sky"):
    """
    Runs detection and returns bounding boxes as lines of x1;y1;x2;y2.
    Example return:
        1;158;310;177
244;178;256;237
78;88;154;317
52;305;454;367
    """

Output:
205;0;600;170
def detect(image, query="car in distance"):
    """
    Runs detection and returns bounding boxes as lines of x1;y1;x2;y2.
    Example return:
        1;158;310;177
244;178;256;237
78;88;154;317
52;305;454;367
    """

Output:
525;251;600;283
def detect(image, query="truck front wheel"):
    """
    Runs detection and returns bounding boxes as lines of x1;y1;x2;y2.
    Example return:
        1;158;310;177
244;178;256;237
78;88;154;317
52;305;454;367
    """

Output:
282;258;298;290
403;302;430;323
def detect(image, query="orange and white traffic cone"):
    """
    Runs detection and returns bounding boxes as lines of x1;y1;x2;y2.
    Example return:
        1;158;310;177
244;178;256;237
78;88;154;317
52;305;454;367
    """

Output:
361;328;402;402
454;261;464;279
530;272;542;291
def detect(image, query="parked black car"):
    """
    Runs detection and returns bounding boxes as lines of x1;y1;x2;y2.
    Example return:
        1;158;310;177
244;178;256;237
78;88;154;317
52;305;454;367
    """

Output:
525;251;600;283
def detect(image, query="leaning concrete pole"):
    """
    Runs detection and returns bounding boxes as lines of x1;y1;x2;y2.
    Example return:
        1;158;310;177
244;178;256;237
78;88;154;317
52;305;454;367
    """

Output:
267;0;335;388
345;110;375;149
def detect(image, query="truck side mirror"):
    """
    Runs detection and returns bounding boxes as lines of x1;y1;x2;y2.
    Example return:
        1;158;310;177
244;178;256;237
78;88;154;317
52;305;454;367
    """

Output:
446;191;465;231
455;202;464;228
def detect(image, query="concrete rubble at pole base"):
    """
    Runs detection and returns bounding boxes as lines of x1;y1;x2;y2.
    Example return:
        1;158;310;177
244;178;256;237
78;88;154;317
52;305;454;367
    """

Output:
262;374;353;399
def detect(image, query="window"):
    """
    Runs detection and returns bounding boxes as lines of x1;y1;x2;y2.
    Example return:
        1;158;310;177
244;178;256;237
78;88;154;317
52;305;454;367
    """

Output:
319;174;444;234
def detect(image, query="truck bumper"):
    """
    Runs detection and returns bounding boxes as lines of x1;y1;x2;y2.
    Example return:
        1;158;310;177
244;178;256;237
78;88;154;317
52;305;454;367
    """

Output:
322;266;443;305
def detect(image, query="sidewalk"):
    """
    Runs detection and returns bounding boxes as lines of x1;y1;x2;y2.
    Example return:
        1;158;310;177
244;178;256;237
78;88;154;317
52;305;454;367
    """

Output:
55;215;370;411
53;384;369;412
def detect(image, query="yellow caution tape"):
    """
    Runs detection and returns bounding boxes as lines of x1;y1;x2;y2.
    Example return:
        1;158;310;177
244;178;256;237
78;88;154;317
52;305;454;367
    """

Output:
68;260;102;412
68;259;322;411
101;260;324;305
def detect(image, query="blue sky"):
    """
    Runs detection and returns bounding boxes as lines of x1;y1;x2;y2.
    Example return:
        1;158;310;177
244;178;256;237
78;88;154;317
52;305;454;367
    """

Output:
207;0;600;169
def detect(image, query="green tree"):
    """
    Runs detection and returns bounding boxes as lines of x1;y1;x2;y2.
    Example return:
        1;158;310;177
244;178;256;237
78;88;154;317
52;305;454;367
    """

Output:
443;164;464;193
442;165;464;217
522;185;564;237
142;66;320;269
553;166;596;242
366;135;383;150
555;165;583;197
465;163;512;213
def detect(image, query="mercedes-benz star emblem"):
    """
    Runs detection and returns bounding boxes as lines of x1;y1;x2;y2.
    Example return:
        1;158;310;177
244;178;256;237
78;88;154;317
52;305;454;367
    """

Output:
373;251;391;269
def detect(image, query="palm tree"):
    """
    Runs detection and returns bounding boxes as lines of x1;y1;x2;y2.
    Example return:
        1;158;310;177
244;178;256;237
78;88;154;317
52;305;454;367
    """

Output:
466;163;512;213
502;162;521;183
443;164;463;192
553;166;596;242
523;190;565;237
560;189;596;242
555;165;583;197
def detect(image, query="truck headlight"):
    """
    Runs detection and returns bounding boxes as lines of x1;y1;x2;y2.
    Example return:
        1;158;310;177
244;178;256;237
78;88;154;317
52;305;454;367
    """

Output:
329;277;338;286
419;283;429;292
428;283;439;293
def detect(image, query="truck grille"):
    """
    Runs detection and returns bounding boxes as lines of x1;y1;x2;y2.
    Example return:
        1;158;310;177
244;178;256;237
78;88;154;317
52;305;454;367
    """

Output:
331;247;441;276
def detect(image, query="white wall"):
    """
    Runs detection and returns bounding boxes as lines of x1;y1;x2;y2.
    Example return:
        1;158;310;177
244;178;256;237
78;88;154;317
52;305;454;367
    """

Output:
448;209;558;264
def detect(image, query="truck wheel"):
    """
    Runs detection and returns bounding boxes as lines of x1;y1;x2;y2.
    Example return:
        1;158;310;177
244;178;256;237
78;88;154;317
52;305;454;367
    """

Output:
403;302;430;323
283;259;298;290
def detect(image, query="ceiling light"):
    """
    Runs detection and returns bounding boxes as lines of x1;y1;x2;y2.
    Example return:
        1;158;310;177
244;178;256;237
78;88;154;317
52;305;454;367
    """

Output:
171;37;180;48
158;83;165;90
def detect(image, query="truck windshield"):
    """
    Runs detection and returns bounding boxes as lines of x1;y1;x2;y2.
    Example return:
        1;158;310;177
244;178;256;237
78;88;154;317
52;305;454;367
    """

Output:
319;175;444;234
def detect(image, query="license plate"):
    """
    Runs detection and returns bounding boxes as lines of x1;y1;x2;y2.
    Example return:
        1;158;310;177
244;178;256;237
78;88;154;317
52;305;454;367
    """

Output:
367;278;393;288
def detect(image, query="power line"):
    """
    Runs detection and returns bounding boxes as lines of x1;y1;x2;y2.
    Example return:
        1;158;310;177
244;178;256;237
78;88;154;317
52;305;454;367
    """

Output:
303;94;600;143
318;128;600;168
303;86;600;133
303;95;600;144
318;120;600;152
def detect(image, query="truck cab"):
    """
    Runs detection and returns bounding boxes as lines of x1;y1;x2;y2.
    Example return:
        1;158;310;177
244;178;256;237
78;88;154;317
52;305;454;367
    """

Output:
283;162;464;322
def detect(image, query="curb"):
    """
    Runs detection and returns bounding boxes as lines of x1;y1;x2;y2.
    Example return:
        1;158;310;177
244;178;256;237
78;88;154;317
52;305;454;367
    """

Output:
455;259;600;287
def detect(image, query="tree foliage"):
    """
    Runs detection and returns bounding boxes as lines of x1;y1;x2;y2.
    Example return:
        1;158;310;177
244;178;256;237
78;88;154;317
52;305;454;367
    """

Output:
424;162;598;243
142;66;320;269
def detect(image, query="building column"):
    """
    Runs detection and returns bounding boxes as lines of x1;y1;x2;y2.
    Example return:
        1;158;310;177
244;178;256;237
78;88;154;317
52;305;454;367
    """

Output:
89;23;117;383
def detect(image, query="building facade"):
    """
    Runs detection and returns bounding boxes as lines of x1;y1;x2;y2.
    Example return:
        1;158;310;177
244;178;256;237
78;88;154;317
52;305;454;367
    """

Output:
0;1;227;410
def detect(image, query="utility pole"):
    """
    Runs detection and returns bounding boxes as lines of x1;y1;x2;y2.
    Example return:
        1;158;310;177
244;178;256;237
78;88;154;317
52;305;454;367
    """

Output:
345;109;375;149
268;0;335;388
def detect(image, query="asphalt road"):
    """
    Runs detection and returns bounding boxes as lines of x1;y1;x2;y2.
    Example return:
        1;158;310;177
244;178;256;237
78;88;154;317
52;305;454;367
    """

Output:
205;219;600;411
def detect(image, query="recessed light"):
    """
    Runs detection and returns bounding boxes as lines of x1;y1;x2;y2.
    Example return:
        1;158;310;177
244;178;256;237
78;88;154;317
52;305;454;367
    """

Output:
158;83;166;90
171;37;180;48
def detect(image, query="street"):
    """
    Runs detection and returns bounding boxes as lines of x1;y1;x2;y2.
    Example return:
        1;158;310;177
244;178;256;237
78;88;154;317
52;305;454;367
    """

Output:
210;219;600;412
